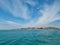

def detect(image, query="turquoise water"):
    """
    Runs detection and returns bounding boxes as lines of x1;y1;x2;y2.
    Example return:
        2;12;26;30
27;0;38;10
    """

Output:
0;30;60;45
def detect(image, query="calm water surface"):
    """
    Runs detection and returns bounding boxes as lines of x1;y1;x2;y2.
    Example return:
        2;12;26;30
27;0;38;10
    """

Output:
0;29;60;45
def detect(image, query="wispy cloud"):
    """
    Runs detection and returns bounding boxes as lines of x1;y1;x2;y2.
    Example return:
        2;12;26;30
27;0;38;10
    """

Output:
35;0;60;27
0;0;60;29
0;0;30;20
0;20;22;29
23;0;60;27
25;0;37;6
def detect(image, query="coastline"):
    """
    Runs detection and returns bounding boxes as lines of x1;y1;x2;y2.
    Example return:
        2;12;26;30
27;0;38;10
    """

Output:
0;27;60;30
14;27;60;30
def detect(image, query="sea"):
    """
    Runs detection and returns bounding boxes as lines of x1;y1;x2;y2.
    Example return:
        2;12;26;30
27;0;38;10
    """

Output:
0;29;60;45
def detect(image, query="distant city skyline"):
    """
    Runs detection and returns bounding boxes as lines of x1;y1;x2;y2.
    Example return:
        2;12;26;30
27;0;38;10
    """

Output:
0;0;60;29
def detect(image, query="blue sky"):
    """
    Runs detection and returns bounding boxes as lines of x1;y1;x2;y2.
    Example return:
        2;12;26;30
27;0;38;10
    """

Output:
0;0;60;29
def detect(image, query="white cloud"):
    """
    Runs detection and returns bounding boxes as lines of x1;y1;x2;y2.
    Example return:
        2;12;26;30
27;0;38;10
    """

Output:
0;20;23;29
0;0;30;20
25;0;37;6
6;21;20;26
35;0;60;27
0;0;60;29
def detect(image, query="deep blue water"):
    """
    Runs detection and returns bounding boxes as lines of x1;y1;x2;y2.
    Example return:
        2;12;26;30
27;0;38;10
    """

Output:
0;29;60;45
